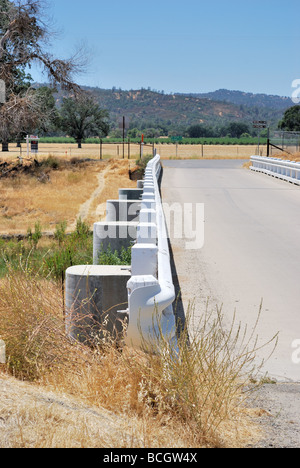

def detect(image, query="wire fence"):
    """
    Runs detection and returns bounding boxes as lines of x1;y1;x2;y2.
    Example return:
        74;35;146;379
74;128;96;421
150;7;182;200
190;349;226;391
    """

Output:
268;131;300;156
0;141;156;161
0;141;268;161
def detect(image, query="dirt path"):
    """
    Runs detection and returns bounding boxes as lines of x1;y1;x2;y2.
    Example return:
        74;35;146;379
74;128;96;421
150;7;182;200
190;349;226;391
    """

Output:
70;166;109;230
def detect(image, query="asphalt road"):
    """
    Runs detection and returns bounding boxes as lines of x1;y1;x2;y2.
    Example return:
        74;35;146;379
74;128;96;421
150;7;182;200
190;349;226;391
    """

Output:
161;159;300;383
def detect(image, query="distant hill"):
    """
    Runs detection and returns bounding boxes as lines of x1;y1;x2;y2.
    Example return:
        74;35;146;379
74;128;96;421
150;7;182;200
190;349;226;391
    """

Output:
182;89;293;111
35;83;292;132
81;87;290;130
84;87;245;128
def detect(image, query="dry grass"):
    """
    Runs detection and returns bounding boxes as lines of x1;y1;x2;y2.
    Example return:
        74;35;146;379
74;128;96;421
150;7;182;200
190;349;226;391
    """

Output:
158;144;266;159
272;151;300;162
84;159;137;226
0;143;143;161
244;152;300;170
0;158;136;235
0;143;266;162
0;269;269;448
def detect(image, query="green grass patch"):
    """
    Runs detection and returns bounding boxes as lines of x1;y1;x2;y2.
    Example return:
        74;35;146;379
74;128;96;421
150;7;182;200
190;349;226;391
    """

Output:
0;219;93;281
0;219;132;281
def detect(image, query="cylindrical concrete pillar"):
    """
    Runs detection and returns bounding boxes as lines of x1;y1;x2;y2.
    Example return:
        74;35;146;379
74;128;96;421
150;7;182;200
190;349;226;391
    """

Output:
65;265;131;345
119;188;143;200
106;200;141;222
93;221;138;264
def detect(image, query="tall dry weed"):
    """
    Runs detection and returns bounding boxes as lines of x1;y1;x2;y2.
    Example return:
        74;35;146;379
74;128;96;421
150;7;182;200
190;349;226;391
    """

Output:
0;270;272;447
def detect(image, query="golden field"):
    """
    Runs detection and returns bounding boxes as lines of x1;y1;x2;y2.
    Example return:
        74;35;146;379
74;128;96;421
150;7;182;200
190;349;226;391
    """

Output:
0;142;266;161
0;158;137;235
1;144;299;236
0;143;260;236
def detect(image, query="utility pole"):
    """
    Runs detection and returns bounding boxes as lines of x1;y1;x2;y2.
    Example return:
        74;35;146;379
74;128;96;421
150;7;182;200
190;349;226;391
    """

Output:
0;80;8;151
123;116;125;159
0;80;5;104
253;121;267;156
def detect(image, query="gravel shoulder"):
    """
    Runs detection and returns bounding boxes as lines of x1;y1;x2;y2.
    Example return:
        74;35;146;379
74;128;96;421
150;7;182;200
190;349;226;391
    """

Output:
248;383;300;448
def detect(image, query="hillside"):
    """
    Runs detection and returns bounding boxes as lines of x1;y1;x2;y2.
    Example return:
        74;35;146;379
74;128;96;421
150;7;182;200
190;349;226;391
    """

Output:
81;87;289;130
81;87;244;128
187;89;293;111
35;83;291;133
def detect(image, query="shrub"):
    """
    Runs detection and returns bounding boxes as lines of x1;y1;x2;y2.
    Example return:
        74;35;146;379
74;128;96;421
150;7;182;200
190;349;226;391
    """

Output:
135;155;153;177
54;221;68;247
27;221;42;249
98;244;131;266
41;155;61;170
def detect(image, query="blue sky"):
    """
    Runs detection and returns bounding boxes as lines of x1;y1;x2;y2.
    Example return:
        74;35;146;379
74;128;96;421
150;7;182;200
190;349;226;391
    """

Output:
30;0;300;96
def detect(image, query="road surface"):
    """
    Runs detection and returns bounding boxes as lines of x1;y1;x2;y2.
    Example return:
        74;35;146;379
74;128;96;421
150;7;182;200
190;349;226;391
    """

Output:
161;159;300;382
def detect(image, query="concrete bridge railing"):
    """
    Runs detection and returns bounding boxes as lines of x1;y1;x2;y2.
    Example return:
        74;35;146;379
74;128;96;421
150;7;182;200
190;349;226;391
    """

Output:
250;156;300;186
65;154;176;349
124;154;176;347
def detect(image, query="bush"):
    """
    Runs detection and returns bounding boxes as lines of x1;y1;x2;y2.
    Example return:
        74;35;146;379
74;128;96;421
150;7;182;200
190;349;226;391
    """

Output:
135;155;153;177
98;244;131;266
27;221;42;249
40;155;61;170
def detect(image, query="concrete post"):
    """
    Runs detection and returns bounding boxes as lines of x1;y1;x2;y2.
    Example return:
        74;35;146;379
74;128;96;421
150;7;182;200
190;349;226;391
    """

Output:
131;244;158;277
106;200;141;222
65;265;131;345
139;208;156;224
136;223;157;245
119;188;143;200
93;221;138;264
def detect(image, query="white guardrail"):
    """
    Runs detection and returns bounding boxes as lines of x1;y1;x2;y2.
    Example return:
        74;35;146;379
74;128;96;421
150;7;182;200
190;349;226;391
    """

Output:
250;156;300;186
123;154;177;347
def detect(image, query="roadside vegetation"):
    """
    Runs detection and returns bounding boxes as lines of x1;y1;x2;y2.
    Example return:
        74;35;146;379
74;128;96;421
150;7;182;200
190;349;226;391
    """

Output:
0;259;276;447
0;218;92;280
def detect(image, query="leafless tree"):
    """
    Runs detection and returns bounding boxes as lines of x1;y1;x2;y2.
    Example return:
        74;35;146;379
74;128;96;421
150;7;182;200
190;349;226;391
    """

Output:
0;0;86;150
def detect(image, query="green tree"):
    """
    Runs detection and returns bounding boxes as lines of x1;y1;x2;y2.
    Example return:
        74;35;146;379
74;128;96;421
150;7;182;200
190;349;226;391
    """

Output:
279;106;300;132
188;124;213;138
59;95;109;148
33;86;60;134
222;122;250;138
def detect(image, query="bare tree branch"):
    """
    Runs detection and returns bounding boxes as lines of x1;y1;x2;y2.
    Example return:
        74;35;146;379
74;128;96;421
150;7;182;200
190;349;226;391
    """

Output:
0;0;87;146
0;0;84;92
